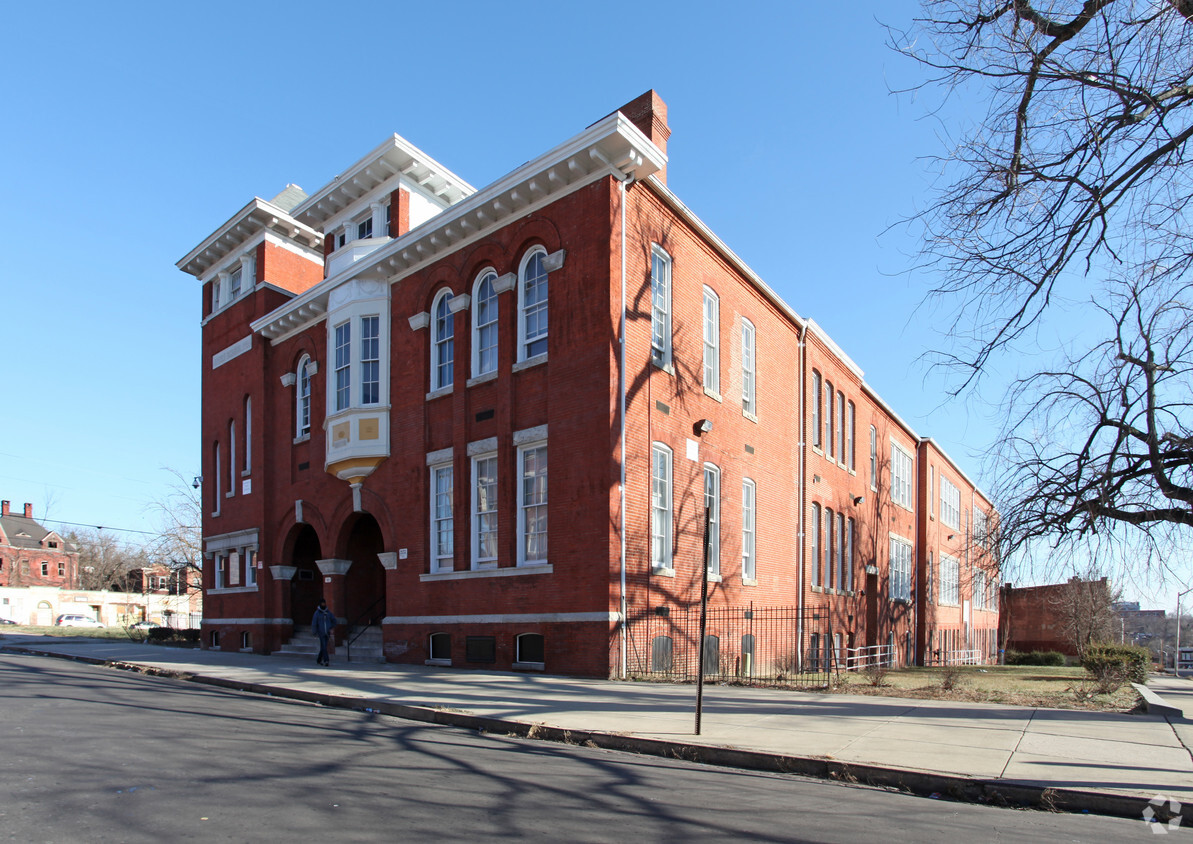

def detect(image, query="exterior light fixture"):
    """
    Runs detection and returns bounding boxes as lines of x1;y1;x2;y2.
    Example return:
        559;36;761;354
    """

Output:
694;419;713;436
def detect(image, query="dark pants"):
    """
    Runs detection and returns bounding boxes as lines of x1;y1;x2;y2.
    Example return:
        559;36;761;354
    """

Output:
317;634;330;665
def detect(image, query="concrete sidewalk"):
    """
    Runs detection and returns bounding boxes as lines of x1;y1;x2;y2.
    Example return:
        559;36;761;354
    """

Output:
4;635;1191;822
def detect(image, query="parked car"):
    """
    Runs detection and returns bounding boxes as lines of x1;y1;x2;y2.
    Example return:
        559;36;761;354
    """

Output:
0;617;17;625
129;621;161;631
55;614;104;628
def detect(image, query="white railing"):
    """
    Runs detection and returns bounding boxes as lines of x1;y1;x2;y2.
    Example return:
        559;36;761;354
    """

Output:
845;644;894;671
940;648;982;666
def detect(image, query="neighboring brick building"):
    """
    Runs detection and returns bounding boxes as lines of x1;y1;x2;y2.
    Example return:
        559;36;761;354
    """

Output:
178;91;998;676
1000;577;1115;657
0;500;78;589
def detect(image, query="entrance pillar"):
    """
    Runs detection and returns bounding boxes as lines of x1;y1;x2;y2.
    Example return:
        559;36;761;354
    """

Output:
268;565;297;624
316;558;353;650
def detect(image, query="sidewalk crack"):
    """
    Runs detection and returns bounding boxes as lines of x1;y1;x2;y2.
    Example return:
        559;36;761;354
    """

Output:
999;707;1036;779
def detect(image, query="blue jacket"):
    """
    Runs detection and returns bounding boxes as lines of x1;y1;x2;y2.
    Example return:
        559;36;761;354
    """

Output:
312;606;336;637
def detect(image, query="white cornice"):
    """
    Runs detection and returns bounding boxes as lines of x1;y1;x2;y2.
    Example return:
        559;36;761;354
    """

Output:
177;198;323;279
806;319;865;381
290;134;477;229
253;113;667;344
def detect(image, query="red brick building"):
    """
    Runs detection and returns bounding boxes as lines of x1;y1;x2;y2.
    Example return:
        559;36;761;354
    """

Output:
0;500;78;589
179;92;998;676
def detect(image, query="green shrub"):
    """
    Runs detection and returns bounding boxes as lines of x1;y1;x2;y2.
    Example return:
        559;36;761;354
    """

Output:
1081;643;1149;693
181;628;201;643
147;627;174;642
1006;650;1066;667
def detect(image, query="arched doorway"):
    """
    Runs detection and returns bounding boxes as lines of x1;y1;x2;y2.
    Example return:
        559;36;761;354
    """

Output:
290;524;323;626
342;513;385;626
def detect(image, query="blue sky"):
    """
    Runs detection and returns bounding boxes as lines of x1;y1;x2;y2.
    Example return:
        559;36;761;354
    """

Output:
2;3;1169;605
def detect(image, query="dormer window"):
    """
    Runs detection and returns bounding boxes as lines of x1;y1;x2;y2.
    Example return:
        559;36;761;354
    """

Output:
357;217;373;240
229;267;242;299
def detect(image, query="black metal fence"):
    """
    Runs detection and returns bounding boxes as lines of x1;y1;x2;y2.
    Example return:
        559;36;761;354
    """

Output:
626;605;837;688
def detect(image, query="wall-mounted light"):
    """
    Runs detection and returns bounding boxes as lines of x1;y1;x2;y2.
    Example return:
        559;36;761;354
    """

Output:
694;419;713;436
853;495;865;506
192;476;203;490
947;533;955;541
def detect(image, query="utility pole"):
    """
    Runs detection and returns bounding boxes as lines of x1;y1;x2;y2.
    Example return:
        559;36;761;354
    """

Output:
695;506;710;735
1178;587;1192;677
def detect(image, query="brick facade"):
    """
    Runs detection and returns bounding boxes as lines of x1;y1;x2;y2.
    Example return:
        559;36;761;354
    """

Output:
180;92;997;676
0;500;78;589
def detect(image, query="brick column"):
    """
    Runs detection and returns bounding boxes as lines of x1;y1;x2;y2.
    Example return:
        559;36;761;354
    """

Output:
316;558;353;651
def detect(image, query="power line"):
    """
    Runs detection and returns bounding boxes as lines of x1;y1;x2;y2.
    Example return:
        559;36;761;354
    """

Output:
37;518;159;537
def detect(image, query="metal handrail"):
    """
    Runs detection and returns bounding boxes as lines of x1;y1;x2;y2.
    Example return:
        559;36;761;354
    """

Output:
344;596;385;662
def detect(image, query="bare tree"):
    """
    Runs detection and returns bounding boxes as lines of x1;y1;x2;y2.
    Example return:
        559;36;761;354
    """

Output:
71;528;149;592
1049;574;1121;657
894;1;1193;552
147;468;203;589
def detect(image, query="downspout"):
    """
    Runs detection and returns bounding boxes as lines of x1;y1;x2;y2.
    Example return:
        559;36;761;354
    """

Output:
616;171;634;679
797;318;808;667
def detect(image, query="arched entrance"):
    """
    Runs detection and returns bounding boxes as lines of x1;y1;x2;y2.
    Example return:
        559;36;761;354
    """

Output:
290;524;323;626
342;513;386;626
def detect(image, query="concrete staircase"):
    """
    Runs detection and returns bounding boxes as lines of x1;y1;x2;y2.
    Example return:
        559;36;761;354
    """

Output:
273;626;385;664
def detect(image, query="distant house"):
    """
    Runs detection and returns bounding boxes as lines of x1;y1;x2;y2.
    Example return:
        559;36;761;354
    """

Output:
0;500;78;589
1000;577;1116;657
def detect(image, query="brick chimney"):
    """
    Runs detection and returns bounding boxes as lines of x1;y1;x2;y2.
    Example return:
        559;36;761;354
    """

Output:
24;503;33;518
618;90;671;184
1;500;8;517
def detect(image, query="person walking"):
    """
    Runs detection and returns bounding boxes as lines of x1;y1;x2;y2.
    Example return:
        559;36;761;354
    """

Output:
312;599;336;667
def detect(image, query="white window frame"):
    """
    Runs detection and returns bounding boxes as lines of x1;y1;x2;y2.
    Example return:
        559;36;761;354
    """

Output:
227;421;236;498
361;315;380;405
742;478;756;582
517;442;548;567
212;441;221;517
703;463;721;578
651;443;673;572
243;396;252;475
889;535;912;602
333;320;351;412
431;289;455;391
825;380;834;458
835;391;845;462
845;517;855;592
835;511;845;590
940;554;961;606
471;453;498;569
246;548;257;586
703;286;719;394
974;508;990;548
472;269;499;378
430;463;454;573
845;400;855;471
297;356;312;439
810;503;821;587
741;318;756;416
869;425;877;490
812;371;822;449
890;442;914;510
940;476;961;530
518;247;549;361
651;245;672;368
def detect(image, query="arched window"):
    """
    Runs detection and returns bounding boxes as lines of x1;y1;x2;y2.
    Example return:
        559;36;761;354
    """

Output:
651;443;673;570
703;286;719;392
472;269;499;377
811;370;822;449
651;635;674;672
518;247;548;360
740;633;756;677
297;356;312;438
810;503;820;586
824;380;834;458
227;421;236;498
243;396;252;475
703;463;721;576
212;441;221;516
703;634;721;675
431;289;454;390
428;632;451;662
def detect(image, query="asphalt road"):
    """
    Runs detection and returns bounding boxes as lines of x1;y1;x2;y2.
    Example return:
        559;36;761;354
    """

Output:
0;651;1155;842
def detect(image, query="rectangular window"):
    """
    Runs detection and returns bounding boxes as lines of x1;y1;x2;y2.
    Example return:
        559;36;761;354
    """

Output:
741;319;756;416
472;455;498;568
215;554;227;589
57;562;65;577
432;464;454;573
835;392;845;461
651;444;673;570
812;371;822;449
974;508;990;548
518;444;548;566
889;536;912;602
835;512;845;591
361;315;380;405
869;425;877;490
941;554;960;605
928;466;935;517
334;321;351;411
703;288;719;393
890;443;913;510
824;507;834;589
651;246;672;367
974;570;988;611
846;401;855;471
742;479;756;581
357;216;373;240
703;464;720;577
229;267;242;299
40;562;48;576
940;477;961;530
810;503;821;587
212;279;222;312
845;517;854;592
246;549;257;586
824;381;834;458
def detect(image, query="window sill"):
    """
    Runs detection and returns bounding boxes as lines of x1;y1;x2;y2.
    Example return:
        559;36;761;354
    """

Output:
512;661;545;671
811;585;823;593
224;491;235;499
241;469;251;478
467;371;498;388
425;385;453;401
419;565;553;582
743;410;758;423
651;566;675;578
707;572;722;583
425;658;451;667
208;586;259;595
651;357;674;376
742;577;757;587
293;434;310;445
512;353;548;372
703;387;722;402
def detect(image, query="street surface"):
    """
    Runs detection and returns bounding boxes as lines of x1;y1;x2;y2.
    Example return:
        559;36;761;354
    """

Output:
0;652;1156;842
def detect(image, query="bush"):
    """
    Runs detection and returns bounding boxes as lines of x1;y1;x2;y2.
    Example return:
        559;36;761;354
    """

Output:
181;628;201;643
1081;644;1150;693
147;627;174;642
1006;650;1066;667
939;666;966;690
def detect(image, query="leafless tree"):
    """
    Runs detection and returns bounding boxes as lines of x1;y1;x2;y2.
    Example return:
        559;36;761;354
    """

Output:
147;468;203;588
1049;574;1121;657
70;528;149;592
894;1;1193;555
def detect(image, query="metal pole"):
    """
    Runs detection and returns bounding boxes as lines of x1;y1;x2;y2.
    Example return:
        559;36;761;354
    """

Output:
1177;587;1192;677
695;505;711;735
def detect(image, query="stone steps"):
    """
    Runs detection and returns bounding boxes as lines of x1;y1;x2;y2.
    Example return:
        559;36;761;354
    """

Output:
274;626;385;663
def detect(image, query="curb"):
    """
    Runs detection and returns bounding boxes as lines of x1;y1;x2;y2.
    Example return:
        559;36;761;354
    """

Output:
1133;683;1186;719
7;645;1187;825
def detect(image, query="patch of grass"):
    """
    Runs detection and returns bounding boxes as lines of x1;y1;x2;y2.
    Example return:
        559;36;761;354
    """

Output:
835;665;1140;712
1;625;137;640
